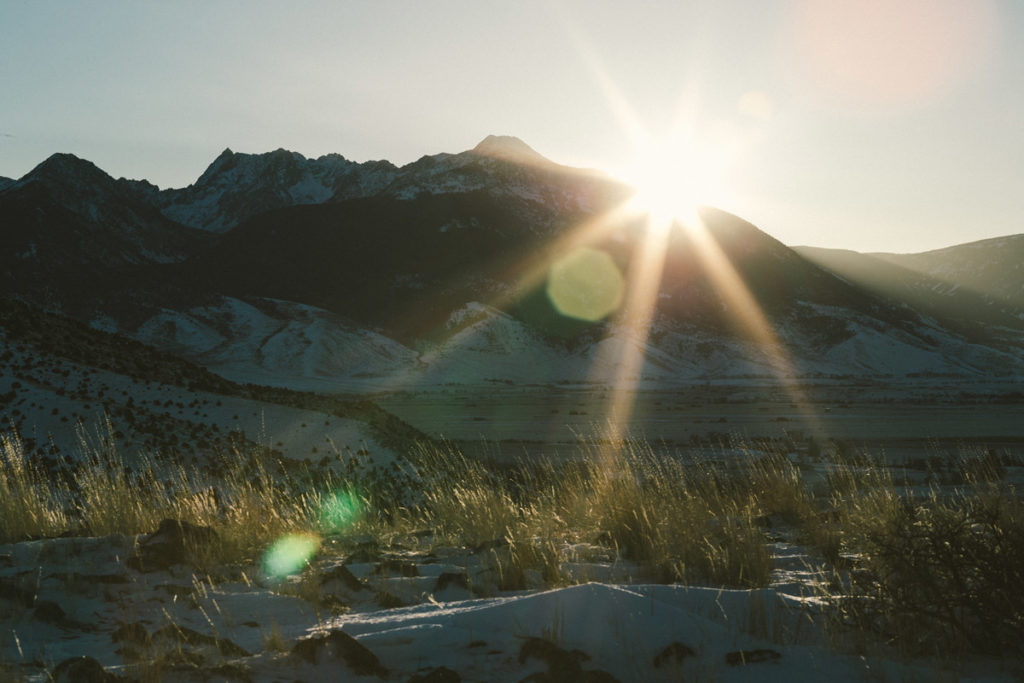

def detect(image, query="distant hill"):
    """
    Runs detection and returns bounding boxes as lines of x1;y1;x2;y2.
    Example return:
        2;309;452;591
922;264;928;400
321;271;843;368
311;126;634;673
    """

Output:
797;236;1024;344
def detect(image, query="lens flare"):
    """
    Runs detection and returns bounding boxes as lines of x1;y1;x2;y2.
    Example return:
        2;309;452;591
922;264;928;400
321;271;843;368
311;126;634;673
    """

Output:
319;488;365;533
546;247;625;322
263;533;320;578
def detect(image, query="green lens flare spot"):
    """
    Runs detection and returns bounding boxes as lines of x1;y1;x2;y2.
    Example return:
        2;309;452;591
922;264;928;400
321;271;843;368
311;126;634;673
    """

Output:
319;489;365;533
546;247;624;322
263;533;320;578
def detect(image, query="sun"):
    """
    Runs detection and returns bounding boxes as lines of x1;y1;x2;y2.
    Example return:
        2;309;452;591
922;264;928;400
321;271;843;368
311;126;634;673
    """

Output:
618;132;732;229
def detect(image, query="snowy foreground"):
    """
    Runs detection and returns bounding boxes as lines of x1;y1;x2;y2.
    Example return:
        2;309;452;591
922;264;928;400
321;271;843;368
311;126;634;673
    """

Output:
1;529;1015;682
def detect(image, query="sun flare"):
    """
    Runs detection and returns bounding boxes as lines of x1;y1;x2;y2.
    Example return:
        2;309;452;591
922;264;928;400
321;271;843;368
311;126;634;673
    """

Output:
619;133;733;228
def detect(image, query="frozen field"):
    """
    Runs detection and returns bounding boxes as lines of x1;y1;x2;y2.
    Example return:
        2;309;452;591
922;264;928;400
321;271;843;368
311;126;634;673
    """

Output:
376;382;1024;459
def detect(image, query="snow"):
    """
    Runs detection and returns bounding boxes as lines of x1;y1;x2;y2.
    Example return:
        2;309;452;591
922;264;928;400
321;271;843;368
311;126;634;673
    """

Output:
1;533;1008;682
0;326;396;467
130;295;1024;398
135;297;421;392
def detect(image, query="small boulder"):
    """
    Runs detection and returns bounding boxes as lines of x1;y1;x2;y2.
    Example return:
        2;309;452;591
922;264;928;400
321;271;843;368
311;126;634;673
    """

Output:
126;519;219;572
434;572;469;592
292;629;388;677
321;564;369;592
652;641;696;667
32;600;68;624
374;558;419;577
110;621;152;646
51;655;122;682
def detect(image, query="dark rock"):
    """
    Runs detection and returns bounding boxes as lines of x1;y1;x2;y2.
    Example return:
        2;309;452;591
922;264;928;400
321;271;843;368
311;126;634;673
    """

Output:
32;600;67;623
579;671;620;682
518;637;587;667
125;518;219;572
111;621;152;646
33;599;92;631
519;637;589;679
376;590;407;608
652;641;696;667
321;563;369;591
517;637;615;682
374;558;420;577
319;594;350;614
725;648;782;665
434;572;469;592
51;655;122;682
292;629;388;677
207;662;254;682
153;623;250;657
407;665;461;682
0;576;35;607
344;548;378;564
520;670;619;683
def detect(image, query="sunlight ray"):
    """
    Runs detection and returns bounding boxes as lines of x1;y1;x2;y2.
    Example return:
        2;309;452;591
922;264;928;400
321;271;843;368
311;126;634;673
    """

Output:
683;212;827;440
592;214;673;449
570;38;828;447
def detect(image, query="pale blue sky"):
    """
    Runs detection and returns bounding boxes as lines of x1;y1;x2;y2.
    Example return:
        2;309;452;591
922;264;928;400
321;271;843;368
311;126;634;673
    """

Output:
1;1;1021;253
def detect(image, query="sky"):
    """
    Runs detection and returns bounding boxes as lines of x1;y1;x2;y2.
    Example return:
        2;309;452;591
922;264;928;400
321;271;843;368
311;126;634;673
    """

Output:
1;0;1021;253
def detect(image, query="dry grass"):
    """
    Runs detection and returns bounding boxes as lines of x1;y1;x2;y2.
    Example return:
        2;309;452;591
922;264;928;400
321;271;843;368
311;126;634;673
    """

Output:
3;422;1023;658
0;431;67;540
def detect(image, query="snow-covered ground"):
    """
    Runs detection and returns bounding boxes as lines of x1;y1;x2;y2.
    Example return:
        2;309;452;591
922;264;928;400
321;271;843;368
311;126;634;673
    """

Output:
131;297;1024;396
0;326;394;469
1;527;1015;681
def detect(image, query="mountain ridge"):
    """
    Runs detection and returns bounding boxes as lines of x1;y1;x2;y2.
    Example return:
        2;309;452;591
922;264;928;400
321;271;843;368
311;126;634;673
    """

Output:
2;139;1022;387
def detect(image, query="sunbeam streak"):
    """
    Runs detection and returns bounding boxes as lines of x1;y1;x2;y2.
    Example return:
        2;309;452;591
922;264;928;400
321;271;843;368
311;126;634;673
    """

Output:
683;211;826;440
595;214;673;449
567;30;827;448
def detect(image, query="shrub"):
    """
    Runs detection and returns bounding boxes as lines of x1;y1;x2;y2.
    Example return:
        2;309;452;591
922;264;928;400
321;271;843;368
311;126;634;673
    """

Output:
841;484;1024;657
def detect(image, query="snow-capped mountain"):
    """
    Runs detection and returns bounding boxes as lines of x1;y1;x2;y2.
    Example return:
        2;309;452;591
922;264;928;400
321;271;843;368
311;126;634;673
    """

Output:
155;148;399;233
2;136;1023;388
373;135;622;218
149;135;623;234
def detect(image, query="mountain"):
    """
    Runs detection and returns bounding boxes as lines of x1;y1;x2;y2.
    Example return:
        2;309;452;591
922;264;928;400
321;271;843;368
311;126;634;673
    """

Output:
0;153;207;314
0;176;13;192
873;235;1024;311
796;237;1024;342
154;148;399;233
2;137;1022;388
145;135;621;235
176;190;567;341
0;297;425;468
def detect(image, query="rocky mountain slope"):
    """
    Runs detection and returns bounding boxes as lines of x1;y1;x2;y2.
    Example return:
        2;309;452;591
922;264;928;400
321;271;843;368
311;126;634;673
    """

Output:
2;137;1022;388
0;298;424;469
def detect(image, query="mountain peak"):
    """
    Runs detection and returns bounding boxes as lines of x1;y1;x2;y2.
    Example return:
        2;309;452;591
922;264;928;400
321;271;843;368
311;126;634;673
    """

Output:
195;148;238;185
471;135;549;165
21;153;113;189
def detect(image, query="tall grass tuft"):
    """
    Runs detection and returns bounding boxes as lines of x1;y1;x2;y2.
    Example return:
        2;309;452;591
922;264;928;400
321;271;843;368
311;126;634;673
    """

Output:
0;431;67;541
